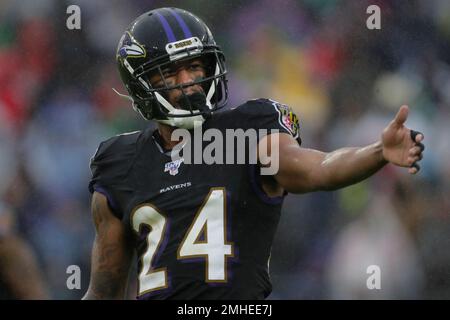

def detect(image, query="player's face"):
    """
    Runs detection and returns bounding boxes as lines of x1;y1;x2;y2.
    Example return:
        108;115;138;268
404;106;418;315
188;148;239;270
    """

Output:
148;58;206;108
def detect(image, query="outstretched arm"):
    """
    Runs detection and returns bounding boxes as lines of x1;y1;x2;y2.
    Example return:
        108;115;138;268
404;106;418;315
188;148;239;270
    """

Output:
260;105;424;194
83;191;133;300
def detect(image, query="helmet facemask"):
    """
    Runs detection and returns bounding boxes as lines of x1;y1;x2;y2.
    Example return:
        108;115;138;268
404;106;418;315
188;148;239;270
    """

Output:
116;47;227;129
132;49;227;129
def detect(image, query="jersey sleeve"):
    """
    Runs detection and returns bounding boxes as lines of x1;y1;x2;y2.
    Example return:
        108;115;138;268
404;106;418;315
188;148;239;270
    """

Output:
236;98;302;145
88;132;140;219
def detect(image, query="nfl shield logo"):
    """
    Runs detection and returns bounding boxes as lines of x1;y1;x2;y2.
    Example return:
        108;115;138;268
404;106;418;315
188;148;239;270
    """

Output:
164;158;184;176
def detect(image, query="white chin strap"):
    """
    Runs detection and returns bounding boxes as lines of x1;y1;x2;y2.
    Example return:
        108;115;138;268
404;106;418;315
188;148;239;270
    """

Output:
113;61;222;130
154;61;221;129
155;92;205;129
112;88;205;129
205;62;220;109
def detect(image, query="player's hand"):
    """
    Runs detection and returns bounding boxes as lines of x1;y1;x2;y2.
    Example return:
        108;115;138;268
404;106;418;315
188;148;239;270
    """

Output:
381;105;425;174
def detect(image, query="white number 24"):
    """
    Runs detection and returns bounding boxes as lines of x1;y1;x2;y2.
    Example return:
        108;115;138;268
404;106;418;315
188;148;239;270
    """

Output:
131;188;233;296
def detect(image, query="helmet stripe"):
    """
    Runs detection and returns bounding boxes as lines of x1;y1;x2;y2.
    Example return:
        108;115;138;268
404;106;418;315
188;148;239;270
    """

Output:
167;8;193;39
155;11;176;42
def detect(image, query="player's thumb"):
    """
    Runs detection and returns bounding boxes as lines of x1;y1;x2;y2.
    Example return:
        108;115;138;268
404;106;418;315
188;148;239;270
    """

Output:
393;105;409;127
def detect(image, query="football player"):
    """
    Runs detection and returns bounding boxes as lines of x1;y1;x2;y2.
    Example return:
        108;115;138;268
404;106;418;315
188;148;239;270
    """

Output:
83;8;424;299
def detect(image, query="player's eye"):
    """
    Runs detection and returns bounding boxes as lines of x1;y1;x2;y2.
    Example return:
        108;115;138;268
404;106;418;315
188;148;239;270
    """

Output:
189;62;203;71
162;68;175;78
148;76;167;89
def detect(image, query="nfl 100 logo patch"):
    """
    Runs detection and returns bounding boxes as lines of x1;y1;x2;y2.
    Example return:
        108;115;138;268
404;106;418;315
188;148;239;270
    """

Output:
164;158;185;176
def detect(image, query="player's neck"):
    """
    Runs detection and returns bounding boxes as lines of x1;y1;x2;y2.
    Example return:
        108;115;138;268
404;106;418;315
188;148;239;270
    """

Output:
157;123;181;150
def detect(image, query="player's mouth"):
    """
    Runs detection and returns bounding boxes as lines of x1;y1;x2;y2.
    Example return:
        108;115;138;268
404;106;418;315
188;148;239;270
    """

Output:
175;91;209;114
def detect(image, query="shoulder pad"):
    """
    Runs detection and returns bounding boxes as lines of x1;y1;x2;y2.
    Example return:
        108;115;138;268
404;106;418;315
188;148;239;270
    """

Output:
234;98;300;141
89;131;142;193
90;131;141;164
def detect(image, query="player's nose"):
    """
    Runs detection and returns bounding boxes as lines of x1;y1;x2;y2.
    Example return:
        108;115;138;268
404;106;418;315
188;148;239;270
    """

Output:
176;68;195;85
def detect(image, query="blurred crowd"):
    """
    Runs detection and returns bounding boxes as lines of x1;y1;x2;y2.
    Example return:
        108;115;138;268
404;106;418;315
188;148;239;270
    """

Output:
0;0;449;299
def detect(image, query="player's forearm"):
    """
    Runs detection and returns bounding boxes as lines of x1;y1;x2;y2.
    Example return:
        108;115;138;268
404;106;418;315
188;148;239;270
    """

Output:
83;271;128;300
318;141;387;191
83;237;131;300
83;192;132;300
83;267;130;300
